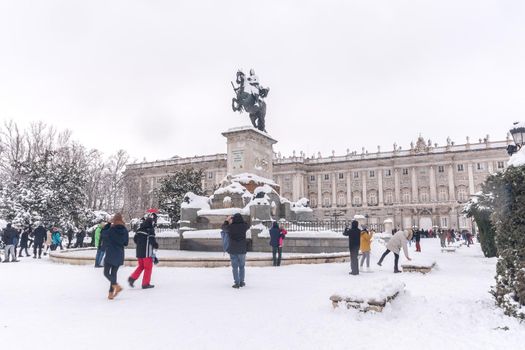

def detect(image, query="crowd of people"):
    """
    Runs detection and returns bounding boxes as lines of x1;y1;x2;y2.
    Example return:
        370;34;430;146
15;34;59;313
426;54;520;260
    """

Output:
1;223;87;262
2;212;477;300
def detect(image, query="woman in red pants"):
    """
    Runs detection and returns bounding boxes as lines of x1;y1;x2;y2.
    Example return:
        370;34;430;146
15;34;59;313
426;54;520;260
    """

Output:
128;217;158;289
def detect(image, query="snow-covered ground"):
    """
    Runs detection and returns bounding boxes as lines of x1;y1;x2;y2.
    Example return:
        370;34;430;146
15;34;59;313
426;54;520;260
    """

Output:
1;240;524;350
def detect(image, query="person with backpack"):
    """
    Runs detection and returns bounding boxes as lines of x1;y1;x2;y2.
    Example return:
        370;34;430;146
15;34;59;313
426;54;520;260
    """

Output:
220;220;230;255
128;217;158;289
94;222;106;268
101;213;129;300
225;213;249;289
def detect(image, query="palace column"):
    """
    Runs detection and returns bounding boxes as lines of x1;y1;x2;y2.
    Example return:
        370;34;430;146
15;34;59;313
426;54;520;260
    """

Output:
317;174;322;207
411;167;418;203
378;169;384;206
362;171;367;207
429;166;437;202
448;165;456;201
346;172;352;207
394;168;400;203
467;163;475;195
331;173;337;208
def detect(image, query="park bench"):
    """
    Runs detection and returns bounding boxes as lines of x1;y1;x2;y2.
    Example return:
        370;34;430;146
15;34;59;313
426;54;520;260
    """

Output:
441;247;456;253
401;261;436;274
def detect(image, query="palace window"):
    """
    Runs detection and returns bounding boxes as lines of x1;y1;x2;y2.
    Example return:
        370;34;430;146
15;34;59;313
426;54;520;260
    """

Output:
368;191;378;206
385;169;392;177
337;192;346;206
207;172;214;179
476;163;485;171
497;161;505;169
438;187;448;202
438;165;444;173
310;175;316;182
385;190;394;205
324;174;330;181
402;168;409;176
352;193;362;206
419;188;429;203
402;189;411;203
441;217;449;228
369;170;375;178
338;173;344;180
457;186;468;202
322;193;331;207
309;194;318;208
457;164;465;172
353;172;359;179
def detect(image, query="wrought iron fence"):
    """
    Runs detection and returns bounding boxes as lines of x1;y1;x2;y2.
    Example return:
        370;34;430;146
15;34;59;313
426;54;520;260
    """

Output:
258;220;383;233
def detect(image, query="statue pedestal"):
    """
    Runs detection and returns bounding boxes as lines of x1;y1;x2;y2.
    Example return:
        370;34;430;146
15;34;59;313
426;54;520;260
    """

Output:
222;126;277;180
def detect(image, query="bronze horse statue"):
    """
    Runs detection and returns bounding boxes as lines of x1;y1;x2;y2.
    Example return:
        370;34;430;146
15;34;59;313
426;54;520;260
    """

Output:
231;70;269;132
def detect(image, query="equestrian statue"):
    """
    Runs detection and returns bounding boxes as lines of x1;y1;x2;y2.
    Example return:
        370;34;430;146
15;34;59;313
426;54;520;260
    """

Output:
231;69;269;132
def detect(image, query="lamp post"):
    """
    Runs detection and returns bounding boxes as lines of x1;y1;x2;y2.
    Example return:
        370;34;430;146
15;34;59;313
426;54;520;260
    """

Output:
507;122;525;156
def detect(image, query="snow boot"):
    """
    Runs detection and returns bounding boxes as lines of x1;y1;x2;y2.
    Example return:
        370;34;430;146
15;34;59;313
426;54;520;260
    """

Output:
240;282;246;287
128;277;135;288
232;284;240;289
142;284;155;289
112;284;123;298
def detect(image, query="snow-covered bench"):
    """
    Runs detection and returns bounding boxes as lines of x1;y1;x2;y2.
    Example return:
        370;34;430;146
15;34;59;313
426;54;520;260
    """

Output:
401;260;436;274
330;280;405;312
441;247;456;253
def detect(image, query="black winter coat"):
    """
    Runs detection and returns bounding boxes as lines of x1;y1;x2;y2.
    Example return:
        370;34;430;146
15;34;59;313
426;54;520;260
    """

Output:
20;230;30;248
2;227;18;245
32;226;47;244
134;223;158;258
343;221;361;249
269;223;282;247
101;224;129;267
226;214;249;255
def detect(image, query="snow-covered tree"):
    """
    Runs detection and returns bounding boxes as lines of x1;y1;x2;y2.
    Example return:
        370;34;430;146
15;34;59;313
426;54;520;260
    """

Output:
155;168;204;225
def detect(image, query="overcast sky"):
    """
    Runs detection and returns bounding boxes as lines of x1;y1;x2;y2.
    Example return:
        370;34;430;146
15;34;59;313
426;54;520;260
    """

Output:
1;0;524;162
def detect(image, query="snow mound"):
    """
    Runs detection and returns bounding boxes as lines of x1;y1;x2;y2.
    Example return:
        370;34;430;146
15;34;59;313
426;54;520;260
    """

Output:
231;173;276;186
508;147;525;167
214;182;247;195
182;192;211;210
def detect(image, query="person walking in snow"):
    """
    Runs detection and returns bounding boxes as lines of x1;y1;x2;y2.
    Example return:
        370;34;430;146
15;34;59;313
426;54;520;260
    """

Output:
220;220;230;255
343;220;361;275
269;221;284;266
360;229;374;269
43;227;52;255
101;213;129;300
377;230;412;273
2;223;19;262
128;217;158;289
226;213;249;289
94;222;106;268
439;229;447;248
414;229;421;252
18;226;31;257
74;228;85;248
32;224;47;259
66;228;74;249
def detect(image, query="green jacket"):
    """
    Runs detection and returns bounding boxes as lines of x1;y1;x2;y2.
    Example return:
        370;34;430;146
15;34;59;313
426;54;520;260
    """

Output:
94;226;102;248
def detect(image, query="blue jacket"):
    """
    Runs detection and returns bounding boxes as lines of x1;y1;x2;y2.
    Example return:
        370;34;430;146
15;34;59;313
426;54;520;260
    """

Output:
51;231;62;245
269;222;282;247
102;224;129;266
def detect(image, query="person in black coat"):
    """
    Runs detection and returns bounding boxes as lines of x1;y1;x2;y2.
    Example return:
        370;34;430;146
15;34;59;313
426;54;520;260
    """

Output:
128;218;158;289
66;228;74;249
32;224;47;259
18;226;31;257
269;221;284;266
225;213;249;288
74;229;86;248
343;220;361;275
101;213;129;300
2;224;19;263
414;230;422;252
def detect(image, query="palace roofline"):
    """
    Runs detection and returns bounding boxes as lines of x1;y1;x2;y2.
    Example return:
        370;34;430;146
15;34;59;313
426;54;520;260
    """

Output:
126;139;509;171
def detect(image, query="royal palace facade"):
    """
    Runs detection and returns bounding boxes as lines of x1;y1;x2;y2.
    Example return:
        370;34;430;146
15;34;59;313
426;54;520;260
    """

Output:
123;134;510;232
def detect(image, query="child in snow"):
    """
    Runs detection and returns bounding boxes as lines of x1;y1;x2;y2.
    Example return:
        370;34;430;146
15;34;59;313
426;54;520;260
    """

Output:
360;229;374;269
